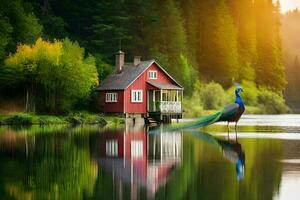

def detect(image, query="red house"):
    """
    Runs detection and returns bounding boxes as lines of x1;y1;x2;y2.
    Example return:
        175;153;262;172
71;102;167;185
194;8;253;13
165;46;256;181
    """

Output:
96;51;184;123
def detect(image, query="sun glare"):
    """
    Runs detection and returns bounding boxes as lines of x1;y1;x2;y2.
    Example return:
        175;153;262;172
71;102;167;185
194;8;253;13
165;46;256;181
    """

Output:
279;0;300;13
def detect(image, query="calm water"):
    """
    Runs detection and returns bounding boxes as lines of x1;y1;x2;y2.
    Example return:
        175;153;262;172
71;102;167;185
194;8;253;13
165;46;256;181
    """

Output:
1;115;300;200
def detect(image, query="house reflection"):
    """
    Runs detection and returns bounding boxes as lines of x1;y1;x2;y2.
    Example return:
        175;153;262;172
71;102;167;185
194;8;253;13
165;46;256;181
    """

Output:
93;125;182;199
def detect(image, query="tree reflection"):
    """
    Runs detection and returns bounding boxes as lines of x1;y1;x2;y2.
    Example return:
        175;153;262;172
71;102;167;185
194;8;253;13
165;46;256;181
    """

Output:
0;125;284;200
0;129;97;200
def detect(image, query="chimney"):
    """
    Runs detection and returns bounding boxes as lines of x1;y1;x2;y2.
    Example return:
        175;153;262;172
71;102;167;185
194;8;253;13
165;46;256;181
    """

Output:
133;56;141;66
116;50;125;73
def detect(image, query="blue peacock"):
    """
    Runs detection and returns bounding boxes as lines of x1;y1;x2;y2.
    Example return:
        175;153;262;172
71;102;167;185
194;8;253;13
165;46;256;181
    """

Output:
165;86;245;131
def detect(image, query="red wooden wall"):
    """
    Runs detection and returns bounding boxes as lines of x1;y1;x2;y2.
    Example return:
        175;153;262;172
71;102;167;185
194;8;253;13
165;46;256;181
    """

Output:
124;62;178;114
97;90;124;113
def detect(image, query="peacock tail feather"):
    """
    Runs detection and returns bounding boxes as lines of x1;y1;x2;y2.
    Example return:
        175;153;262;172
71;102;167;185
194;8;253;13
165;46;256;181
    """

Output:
149;103;240;134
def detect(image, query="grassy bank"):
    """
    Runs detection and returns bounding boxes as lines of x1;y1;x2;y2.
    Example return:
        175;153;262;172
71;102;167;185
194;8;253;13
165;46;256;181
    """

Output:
0;112;124;126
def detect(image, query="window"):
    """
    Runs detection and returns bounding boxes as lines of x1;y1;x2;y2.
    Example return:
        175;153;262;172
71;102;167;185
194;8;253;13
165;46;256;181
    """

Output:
131;90;143;102
149;70;157;79
106;93;117;102
106;140;118;157
131;140;143;158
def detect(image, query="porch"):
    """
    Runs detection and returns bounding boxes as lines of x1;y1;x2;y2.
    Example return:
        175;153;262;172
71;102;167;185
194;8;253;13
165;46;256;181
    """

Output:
147;90;183;114
147;81;183;114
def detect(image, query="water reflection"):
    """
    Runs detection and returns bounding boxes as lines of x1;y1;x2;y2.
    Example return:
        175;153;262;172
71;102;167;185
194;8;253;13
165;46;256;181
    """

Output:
189;131;245;181
92;126;182;199
218;138;245;181
0;123;295;200
0;127;98;200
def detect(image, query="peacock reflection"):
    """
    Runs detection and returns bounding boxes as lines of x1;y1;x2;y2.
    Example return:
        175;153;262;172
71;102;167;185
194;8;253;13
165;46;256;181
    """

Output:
189;130;245;181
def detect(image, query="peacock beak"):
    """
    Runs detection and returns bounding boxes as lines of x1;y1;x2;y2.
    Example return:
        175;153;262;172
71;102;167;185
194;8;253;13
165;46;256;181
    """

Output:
240;88;244;92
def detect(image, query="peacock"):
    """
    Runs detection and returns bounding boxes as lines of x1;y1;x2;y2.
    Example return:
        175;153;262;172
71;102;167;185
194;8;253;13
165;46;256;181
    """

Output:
159;86;245;131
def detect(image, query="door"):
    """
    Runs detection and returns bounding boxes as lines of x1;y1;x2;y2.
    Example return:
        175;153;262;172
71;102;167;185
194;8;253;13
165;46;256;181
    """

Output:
148;90;154;112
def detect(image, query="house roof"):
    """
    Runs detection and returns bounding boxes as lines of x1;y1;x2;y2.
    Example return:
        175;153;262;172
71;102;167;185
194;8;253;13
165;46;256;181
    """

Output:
147;81;183;90
96;60;183;91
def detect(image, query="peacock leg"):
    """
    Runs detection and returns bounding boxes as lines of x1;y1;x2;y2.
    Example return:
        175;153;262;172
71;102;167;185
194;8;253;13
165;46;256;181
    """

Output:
235;122;238;141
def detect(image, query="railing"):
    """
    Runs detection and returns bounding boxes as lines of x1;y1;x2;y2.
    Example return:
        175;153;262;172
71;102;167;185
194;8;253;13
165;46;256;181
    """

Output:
160;101;182;113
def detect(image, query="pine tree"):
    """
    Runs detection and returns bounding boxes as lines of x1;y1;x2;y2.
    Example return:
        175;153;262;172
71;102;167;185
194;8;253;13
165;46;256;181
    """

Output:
198;0;239;86
292;55;300;92
254;0;286;91
180;0;200;70
144;0;188;83
226;0;256;82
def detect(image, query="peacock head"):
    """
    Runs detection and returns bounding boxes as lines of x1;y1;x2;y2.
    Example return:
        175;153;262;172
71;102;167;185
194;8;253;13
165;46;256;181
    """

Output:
235;86;244;96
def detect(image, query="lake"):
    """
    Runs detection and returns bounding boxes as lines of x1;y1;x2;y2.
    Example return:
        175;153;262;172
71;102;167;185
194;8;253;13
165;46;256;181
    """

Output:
1;115;300;200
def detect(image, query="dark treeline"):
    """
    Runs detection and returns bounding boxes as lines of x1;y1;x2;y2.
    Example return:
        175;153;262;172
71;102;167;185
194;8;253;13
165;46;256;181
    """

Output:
0;0;288;113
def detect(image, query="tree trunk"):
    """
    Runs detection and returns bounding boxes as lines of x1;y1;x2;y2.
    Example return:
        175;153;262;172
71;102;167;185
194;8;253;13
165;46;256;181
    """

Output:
25;87;29;112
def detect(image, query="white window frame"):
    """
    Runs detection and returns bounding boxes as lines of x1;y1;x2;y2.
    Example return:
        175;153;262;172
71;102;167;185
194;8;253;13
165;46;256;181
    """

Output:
105;92;117;102
148;70;157;79
131;140;143;158
131;90;143;103
106;140;118;157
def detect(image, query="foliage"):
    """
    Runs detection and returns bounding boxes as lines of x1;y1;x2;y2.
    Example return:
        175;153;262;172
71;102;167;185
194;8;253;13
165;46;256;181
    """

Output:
66;112;107;125
0;112;124;126
1;113;33;125
94;54;114;81
0;0;42;60
179;54;196;95
198;0;239;86
257;87;290;114
254;0;286;91
183;80;290;116
183;81;229;117
0;0;291;114
182;98;204;118
145;0;187;84
2;38;98;113
199;82;229;110
282;10;300;106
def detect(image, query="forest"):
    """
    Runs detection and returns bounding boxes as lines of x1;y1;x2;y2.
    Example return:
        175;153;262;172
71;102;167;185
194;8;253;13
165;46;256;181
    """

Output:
0;0;294;115
282;8;300;112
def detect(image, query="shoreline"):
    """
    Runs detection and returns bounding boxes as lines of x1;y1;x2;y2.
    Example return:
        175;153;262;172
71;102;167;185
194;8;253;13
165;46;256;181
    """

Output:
0;112;125;126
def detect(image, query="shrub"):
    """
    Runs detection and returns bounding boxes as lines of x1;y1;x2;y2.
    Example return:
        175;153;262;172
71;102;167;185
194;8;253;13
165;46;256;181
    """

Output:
38;115;65;125
182;97;204;118
66;112;109;125
3;113;33;125
257;88;290;114
66;113;85;124
200;82;229;110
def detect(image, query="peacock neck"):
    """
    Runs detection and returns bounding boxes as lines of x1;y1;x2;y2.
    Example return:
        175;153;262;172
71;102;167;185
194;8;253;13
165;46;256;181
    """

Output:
235;93;244;108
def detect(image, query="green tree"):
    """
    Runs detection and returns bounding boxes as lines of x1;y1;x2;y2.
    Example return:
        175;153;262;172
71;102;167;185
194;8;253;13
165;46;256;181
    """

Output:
2;38;98;113
179;54;195;95
198;0;239;86
0;0;42;52
254;0;286;91
226;0;256;81
145;0;187;84
0;15;12;61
